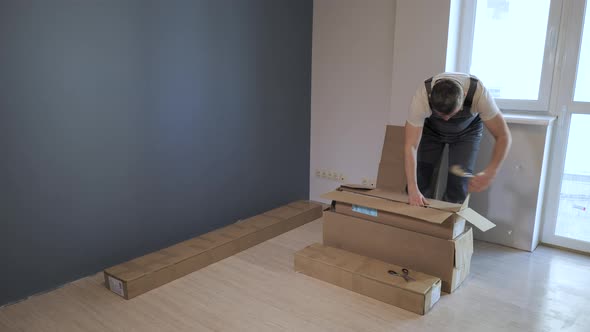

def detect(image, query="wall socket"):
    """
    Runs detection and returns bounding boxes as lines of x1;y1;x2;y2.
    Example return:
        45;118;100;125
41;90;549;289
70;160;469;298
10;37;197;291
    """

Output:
315;168;373;186
315;168;347;183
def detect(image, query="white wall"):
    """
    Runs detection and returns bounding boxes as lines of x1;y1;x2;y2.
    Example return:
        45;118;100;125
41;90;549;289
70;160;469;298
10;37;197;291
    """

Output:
310;0;550;252
389;0;452;125
446;0;463;72
310;0;453;202
310;0;396;202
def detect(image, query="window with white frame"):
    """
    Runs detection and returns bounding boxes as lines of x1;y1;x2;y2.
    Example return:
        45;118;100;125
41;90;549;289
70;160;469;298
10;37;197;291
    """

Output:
455;0;562;111
574;2;590;102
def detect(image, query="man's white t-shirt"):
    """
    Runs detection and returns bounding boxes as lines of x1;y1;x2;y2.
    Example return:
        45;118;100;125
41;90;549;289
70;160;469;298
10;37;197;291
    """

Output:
407;72;500;127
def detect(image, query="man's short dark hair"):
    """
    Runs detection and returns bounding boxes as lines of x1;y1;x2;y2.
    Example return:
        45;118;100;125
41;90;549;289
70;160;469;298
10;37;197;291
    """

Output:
430;79;463;115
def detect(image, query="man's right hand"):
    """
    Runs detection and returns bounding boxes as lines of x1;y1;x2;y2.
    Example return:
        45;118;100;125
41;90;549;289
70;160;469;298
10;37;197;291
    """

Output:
408;188;429;207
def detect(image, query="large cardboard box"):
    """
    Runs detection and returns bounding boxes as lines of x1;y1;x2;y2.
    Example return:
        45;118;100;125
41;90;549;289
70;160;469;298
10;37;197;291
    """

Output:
323;187;495;240
295;243;442;315
104;201;322;299
319;125;494;293
327;125;495;240
323;211;473;293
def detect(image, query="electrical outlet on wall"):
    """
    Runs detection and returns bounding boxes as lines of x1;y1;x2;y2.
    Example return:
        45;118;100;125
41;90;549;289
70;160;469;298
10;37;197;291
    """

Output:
332;172;340;181
315;168;348;183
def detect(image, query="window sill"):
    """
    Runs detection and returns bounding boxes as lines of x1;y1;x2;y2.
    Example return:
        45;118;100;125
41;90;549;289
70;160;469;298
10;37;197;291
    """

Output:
502;113;556;126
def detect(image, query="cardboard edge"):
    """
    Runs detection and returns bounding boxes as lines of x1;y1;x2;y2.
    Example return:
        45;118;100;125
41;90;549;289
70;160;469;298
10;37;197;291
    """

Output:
460;194;471;211
161;205;322;277
109;223;271;283
453;228;474;269
294;246;439;315
322;190;453;225
456;208;496;232
423;279;442;314
443;259;472;294
127;205;322;282
322;210;457;282
340;184;374;190
103;271;129;299
105;202;322;288
295;244;439;297
334;202;458;240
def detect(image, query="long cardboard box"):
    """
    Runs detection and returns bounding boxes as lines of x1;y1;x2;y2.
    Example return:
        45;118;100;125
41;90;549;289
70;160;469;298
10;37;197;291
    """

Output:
334;202;466;239
323;187;495;240
323;211;473;293
295;243;442;315
104;201;322;299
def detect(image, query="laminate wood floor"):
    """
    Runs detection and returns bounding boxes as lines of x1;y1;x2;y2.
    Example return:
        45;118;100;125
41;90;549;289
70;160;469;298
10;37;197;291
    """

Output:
1;218;589;332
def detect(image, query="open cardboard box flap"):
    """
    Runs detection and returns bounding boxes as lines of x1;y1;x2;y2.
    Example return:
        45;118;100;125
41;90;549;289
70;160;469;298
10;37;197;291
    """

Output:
321;187;495;232
339;185;467;212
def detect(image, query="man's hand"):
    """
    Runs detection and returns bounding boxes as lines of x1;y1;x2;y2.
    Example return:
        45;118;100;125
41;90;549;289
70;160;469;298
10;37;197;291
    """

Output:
408;188;429;206
473;113;511;193
468;171;495;192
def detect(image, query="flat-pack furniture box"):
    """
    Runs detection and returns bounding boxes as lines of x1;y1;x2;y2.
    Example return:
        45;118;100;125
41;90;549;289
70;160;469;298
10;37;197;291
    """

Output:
323;187;495;240
104;201;322;299
295;243;442;315
318;124;496;293
323;211;473;293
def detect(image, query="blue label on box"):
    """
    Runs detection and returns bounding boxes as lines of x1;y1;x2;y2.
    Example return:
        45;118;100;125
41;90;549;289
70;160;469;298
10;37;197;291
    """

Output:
352;205;378;217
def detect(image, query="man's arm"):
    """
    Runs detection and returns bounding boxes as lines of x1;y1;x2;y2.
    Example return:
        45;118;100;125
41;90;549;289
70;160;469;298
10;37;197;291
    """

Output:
469;113;512;192
405;122;429;206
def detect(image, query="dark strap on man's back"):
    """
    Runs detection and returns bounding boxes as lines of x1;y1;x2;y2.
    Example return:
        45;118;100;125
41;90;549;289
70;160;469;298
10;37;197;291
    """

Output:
424;76;479;111
463;77;478;112
424;77;434;109
425;77;434;96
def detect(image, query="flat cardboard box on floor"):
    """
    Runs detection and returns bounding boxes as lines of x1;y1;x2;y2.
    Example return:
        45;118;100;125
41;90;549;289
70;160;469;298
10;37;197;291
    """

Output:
323;211;473;293
323;187;495;240
295;243;442;315
104;201;322;299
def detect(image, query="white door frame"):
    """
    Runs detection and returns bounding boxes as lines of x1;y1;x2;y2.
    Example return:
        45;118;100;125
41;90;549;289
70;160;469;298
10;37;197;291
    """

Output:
541;0;590;253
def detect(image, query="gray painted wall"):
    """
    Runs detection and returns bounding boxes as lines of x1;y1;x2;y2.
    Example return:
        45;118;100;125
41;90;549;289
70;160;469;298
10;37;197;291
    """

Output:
0;0;312;306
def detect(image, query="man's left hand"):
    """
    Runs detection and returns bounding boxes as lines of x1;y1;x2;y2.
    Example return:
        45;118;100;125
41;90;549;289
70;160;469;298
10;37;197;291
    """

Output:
468;171;495;192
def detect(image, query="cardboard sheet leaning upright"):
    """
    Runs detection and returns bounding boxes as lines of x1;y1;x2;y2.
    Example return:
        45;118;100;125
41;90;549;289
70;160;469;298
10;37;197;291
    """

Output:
321;125;496;293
